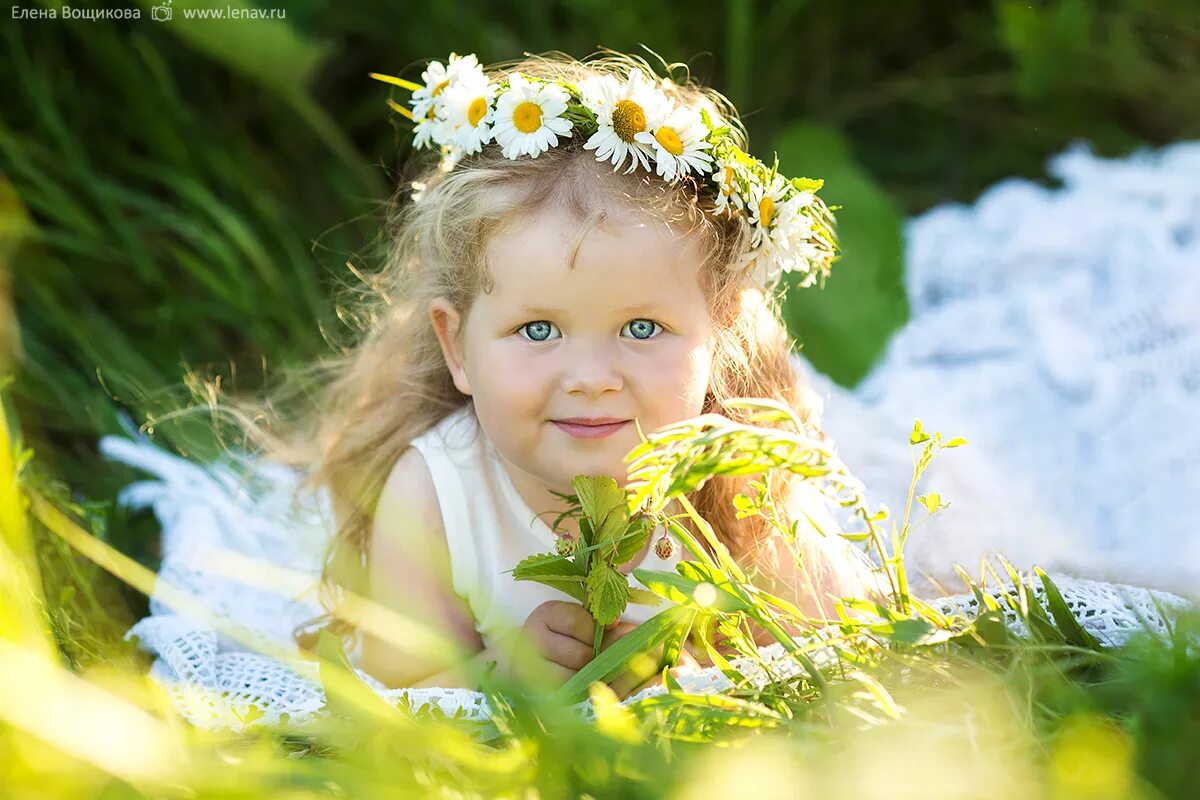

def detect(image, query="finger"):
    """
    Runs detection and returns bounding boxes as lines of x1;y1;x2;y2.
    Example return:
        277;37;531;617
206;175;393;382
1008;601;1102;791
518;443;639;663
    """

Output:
538;630;594;671
600;621;637;649
609;650;661;699
507;646;576;689
541;601;597;644
527;660;576;691
608;671;641;700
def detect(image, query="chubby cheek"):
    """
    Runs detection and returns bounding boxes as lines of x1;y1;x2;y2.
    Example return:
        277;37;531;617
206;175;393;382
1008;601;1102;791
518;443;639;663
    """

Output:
467;341;558;455
636;338;714;426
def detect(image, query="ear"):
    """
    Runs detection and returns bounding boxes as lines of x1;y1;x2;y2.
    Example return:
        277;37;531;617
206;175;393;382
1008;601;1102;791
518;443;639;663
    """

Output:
429;297;472;396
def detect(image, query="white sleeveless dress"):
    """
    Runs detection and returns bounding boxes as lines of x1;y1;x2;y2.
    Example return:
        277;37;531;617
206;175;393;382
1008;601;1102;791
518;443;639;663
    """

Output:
408;404;684;648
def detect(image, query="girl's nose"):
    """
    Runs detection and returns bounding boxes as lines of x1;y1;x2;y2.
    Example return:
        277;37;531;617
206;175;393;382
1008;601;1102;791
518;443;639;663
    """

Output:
560;343;624;397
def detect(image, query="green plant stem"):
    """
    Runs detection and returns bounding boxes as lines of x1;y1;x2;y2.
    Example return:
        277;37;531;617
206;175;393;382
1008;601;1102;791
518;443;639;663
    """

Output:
859;509;900;607
674;486;834;701
663;518;718;569
893;448;932;615
675;494;747;583
752;609;830;698
593;621;604;659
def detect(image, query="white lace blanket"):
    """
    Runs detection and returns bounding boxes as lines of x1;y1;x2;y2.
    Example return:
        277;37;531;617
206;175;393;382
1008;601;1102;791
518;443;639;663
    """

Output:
101;141;1200;731
100;425;1193;732
806;141;1200;599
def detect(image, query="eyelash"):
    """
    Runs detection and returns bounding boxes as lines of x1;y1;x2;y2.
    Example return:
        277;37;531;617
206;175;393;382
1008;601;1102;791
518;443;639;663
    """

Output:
516;319;664;342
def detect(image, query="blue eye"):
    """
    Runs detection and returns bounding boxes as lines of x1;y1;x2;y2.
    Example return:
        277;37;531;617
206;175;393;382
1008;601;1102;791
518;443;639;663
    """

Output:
519;320;560;342
622;319;662;340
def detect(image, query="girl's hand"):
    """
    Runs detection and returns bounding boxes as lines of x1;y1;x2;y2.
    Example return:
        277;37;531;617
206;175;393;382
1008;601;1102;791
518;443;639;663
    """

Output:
600;620;703;700
506;600;612;688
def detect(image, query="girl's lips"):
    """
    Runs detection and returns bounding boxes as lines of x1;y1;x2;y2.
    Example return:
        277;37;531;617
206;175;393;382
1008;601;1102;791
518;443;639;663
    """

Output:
551;420;629;439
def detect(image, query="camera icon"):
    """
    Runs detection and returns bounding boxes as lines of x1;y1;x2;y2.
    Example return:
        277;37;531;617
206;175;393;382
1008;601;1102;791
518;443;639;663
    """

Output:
151;1;172;21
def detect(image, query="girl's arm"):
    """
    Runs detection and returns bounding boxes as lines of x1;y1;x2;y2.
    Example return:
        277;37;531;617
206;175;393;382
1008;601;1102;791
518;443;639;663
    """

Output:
359;447;487;688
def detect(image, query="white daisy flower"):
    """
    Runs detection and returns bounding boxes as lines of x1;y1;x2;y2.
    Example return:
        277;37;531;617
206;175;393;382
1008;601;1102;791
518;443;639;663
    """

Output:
490;73;574;159
412;102;440;149
435;69;496;155
710;154;746;213
410;53;481;149
635;104;713;182
746;175;788;248
581;70;667;173
746;178;819;284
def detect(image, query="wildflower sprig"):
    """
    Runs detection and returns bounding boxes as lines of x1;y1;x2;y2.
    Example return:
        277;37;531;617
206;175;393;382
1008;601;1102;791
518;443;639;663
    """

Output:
369;53;839;289
623;398;865;520
510;475;662;659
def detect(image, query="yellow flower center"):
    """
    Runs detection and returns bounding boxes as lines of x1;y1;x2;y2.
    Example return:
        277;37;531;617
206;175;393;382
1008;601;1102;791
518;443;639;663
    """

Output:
432;80;449;97
654;126;684;156
467;97;488;127
512;101;543;134
721;165;735;195
611;99;647;142
758;196;775;228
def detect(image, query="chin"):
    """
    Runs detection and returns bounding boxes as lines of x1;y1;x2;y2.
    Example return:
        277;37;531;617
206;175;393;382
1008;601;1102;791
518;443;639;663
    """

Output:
555;459;628;486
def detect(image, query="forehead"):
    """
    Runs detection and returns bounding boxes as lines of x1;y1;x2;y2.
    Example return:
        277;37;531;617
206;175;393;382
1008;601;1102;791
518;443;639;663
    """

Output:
481;204;709;313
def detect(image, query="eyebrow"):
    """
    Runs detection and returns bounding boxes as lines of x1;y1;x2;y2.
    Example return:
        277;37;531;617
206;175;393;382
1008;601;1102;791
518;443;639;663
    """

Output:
517;304;668;316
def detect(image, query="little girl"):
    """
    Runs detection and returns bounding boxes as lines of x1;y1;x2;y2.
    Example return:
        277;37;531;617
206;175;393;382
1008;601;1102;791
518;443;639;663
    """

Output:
271;52;879;694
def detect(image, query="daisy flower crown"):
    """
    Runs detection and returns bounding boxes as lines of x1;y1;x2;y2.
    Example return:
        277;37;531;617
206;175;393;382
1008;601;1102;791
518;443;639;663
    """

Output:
370;53;838;289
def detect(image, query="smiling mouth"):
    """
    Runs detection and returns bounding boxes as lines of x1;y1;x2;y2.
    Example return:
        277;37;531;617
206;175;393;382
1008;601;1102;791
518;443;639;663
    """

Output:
550;419;630;440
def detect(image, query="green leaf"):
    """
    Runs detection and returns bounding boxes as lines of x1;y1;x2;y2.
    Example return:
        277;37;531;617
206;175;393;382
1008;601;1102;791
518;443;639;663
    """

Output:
732;493;756;518
677;562;752;610
1036;567;1105;651
995;558;1063;645
586;561;630;626
695;614;745;685
633;569;694;606
633;567;749;613
954;609;1014;648
628;588;664;607
910;420;931;445
512;552;587;603
578;517;595;550
611;515;652;566
865;617;940;646
555;606;697;703
573;475;629;557
511;552;584;581
657;611;697;671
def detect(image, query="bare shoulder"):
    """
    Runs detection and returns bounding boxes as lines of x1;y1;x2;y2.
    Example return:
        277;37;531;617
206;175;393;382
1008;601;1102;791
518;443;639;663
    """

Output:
363;446;483;684
373;446;444;549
